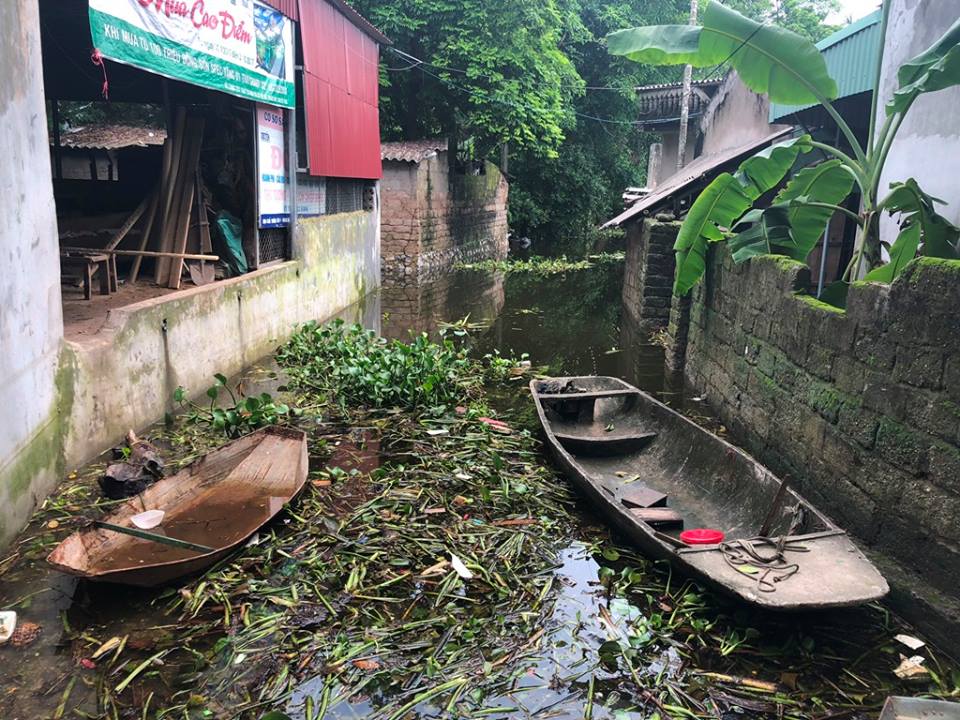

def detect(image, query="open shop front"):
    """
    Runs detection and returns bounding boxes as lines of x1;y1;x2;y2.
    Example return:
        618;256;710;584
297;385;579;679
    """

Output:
40;0;306;341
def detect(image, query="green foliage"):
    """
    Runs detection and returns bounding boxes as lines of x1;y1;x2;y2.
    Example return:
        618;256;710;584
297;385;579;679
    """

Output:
350;0;585;158
456;252;624;276
608;1;837;105
888;16;960;115
277;320;483;414
611;1;960;301
730;159;856;262
673;136;812;294
174;375;298;438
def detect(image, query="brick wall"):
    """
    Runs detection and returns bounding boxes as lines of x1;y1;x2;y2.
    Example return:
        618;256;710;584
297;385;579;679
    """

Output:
622;217;679;328
380;153;509;285
675;244;960;648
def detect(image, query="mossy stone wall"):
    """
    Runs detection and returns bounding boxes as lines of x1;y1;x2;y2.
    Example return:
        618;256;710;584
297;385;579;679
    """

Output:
677;242;960;649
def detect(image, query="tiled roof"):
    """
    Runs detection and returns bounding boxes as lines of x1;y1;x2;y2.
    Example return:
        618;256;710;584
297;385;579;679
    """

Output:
381;139;447;163
58;125;166;150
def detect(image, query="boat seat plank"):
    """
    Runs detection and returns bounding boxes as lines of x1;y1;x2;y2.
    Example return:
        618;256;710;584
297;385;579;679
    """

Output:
537;389;638;401
554;431;657;457
620;487;668;509
630;507;684;529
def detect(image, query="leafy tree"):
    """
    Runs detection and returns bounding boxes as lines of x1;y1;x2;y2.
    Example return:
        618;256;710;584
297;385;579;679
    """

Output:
508;0;689;249
727;0;838;41
352;0;586;158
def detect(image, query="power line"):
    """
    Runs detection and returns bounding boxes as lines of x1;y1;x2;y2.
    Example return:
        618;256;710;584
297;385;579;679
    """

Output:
415;62;649;127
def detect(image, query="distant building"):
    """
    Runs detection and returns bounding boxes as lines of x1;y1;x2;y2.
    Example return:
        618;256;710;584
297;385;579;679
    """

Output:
380;140;508;285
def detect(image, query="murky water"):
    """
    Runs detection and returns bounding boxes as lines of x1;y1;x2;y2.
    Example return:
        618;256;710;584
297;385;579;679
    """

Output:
1;263;955;718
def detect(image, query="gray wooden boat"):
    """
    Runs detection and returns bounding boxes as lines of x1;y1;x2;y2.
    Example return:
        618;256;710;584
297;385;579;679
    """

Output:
879;697;960;720
48;426;309;587
531;376;888;610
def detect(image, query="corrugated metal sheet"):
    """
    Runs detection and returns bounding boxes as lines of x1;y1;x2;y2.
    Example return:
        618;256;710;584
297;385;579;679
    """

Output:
57;124;166;150
261;0;299;21
299;0;383;179
603;127;794;228
770;11;882;121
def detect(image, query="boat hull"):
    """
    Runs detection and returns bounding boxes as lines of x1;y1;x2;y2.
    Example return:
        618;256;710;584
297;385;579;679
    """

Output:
531;376;888;610
48;426;309;587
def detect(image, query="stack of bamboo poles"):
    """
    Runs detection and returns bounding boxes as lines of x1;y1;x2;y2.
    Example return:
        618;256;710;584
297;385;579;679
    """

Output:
72;108;219;289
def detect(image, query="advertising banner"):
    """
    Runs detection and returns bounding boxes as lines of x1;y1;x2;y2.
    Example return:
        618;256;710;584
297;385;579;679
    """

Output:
256;105;325;227
89;0;295;108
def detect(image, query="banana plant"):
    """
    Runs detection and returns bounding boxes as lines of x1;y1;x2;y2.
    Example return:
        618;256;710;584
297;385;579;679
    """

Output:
607;1;960;302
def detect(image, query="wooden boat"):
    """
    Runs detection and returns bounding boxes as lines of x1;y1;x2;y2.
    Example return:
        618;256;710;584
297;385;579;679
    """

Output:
531;376;888;610
48;426;309;587
879;697;960;720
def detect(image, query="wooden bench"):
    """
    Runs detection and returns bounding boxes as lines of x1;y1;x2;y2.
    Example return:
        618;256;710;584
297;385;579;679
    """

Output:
60;250;117;300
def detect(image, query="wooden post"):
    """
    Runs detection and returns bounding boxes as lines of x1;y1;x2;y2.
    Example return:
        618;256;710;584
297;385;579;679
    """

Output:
676;0;699;172
51;98;63;180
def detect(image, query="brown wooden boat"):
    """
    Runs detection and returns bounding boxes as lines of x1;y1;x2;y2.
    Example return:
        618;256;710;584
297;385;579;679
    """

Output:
48;426;309;587
531;376;888;610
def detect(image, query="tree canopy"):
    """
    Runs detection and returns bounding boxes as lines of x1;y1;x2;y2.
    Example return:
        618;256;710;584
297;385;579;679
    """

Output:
356;0;840;250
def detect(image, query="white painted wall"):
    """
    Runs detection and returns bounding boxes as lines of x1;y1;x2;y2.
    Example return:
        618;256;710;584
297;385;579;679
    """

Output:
875;0;960;243
0;0;65;543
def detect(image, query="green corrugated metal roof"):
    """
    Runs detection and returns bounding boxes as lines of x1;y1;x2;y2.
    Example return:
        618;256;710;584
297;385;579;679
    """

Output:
770;10;882;121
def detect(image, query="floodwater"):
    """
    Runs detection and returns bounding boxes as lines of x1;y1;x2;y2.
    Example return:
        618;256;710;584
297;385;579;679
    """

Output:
0;262;955;718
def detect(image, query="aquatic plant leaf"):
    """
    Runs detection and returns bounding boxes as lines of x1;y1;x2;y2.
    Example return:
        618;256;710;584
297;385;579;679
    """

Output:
608;1;836;105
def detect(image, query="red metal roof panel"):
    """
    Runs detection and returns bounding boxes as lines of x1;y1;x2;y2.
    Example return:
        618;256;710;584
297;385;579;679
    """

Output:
261;0;299;21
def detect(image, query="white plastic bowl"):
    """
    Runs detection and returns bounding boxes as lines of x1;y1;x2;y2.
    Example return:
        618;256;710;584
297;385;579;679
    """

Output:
131;510;165;529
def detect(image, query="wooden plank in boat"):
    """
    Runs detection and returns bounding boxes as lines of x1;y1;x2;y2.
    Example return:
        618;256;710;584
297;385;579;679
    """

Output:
630;507;683;529
620;487;667;509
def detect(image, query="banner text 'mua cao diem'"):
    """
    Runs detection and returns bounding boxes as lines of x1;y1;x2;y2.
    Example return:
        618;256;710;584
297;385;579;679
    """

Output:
89;0;295;108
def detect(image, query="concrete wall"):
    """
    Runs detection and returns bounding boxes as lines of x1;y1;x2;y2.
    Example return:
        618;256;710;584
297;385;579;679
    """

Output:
381;153;509;284
0;0;67;545
875;0;960;243
698;74;782;158
63;210;380;470
671;240;960;649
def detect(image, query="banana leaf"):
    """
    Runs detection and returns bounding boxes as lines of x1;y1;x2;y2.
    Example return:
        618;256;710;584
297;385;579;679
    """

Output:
863;223;921;284
774;161;856;259
888;17;960;115
884;179;960;260
729;205;794;263
730;160;856;264
607;1;836;106
672;135;812;295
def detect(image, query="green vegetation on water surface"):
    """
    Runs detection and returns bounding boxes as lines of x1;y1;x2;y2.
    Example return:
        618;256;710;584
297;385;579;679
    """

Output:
1;325;958;719
456;252;625;277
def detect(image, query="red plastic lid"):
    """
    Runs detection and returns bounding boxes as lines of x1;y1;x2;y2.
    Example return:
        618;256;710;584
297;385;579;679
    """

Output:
680;528;725;545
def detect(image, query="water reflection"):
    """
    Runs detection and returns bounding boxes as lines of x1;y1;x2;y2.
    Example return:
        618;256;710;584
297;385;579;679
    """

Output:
378;264;686;407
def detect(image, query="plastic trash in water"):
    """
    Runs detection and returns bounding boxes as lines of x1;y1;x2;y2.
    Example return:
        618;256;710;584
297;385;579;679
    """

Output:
0;611;17;645
131;510;165;529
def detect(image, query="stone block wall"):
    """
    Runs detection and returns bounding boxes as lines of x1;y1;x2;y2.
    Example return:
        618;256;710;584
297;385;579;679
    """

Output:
622;218;679;328
678;246;960;647
381;153;508;284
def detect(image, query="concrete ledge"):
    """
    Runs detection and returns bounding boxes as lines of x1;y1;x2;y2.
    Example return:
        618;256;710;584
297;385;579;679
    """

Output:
63;209;380;471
